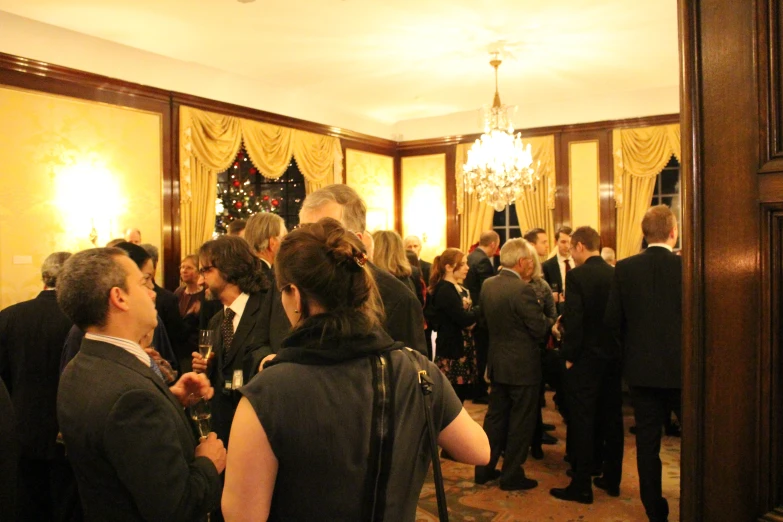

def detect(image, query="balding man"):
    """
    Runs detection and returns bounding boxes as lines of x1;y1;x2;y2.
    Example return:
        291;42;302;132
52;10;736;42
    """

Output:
404;235;432;286
299;185;427;355
124;228;142;245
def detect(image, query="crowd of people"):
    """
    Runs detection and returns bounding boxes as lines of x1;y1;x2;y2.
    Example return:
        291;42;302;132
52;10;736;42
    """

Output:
0;182;681;522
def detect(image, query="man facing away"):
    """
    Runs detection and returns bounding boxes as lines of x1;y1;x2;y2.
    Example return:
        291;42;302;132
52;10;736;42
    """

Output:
0;252;74;521
550;227;623;505
57;248;225;522
604;205;682;522
298;184;427;355
464;230;500;402
474;238;548;490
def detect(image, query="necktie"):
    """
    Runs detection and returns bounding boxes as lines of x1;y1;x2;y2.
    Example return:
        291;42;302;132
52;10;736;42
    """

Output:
149;358;165;381
222;308;236;353
564;258;572;273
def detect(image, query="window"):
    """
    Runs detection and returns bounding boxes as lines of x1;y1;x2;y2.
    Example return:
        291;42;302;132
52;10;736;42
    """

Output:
492;203;521;246
644;155;681;248
215;146;306;235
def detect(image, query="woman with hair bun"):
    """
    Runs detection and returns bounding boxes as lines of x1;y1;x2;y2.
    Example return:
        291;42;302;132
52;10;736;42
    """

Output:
426;248;479;404
222;218;489;522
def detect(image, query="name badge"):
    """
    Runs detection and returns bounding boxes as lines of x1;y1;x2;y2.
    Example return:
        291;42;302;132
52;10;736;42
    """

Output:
232;370;244;390
224;380;232;391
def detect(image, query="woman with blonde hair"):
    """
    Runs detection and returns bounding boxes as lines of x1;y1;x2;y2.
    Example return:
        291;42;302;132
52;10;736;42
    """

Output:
372;230;417;296
222;218;489;521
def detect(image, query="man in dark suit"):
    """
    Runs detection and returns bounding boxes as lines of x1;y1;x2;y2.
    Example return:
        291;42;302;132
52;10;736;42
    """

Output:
0;252;75;521
474;238;548;490
604;205;682;522
404;235;432;285
464;230;500;402
550;227;623;504
299;184;427;355
542;226;574;314
0;379;17;520
57;247;225;521
243;212;291;374
191;236;268;445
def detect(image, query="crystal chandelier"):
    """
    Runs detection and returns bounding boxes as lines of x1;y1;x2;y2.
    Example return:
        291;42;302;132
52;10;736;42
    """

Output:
463;54;539;211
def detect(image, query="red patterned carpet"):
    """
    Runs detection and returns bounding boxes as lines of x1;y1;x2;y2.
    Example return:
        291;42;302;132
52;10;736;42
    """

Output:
416;392;681;522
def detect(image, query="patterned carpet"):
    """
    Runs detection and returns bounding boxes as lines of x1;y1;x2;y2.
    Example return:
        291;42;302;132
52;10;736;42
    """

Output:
416;392;681;522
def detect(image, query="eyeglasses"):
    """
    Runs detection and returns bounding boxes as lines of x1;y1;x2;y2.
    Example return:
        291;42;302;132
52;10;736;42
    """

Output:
198;265;214;274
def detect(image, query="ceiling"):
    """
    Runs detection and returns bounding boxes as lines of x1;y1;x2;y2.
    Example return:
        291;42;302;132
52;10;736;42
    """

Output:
0;0;680;139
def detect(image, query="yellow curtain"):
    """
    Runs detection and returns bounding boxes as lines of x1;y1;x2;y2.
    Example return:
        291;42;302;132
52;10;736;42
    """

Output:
614;124;681;259
456;143;495;252
180;106;343;253
514;135;556;251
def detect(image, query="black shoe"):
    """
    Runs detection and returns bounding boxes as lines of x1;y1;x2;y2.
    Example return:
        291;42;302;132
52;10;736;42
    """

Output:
542;423;556;431
530;446;544;460
541;432;558;445
474;467;501;485
550;485;593;504
500;477;538;491
473;395;489;405
567;468;602;478
593;476;620;497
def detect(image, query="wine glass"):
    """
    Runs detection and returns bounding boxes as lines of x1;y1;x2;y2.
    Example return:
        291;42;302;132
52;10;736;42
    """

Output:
197;330;215;373
188;393;212;440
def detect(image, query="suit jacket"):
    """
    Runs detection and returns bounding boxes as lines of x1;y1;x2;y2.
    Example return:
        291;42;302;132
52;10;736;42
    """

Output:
464;248;495;303
604;246;682;388
0;290;72;460
57;339;220;521
370;263;427;355
541;255;563;293
0;378;17;519
479;270;548;385
154;283;187;356
206;292;265;444
419;259;432;289
246;265;291;376
561;256;619;363
428;280;477;359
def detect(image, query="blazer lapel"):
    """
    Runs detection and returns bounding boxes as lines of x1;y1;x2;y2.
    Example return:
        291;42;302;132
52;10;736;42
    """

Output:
221;292;261;370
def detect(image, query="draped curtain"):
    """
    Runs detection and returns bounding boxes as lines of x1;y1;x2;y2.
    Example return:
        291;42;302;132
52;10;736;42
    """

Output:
613;124;681;260
513;135;556;251
179;106;343;255
455;143;495;252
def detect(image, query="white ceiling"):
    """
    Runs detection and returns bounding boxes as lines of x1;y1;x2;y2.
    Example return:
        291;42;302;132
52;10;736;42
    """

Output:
0;0;680;139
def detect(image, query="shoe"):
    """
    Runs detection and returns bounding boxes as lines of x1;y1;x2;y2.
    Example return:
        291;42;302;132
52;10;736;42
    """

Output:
499;477;538;491
474;467;501;485
665;422;682;437
541;432;558;445
473;395;489;405
550;485;593;504
567;468;602;478
530;446;544;460
593;476;620;497
542;423;556;431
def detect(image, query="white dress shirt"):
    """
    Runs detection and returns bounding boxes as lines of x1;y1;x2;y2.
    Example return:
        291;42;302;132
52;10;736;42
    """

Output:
557;252;574;291
84;332;151;368
225;292;249;332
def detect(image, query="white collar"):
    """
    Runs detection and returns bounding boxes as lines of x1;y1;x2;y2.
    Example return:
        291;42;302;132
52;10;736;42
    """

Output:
557;252;573;264
84;332;151;367
260;258;272;269
226;292;250;318
647;243;673;252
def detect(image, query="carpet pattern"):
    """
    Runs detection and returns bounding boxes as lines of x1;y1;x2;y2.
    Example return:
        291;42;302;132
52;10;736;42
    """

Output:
416;393;681;521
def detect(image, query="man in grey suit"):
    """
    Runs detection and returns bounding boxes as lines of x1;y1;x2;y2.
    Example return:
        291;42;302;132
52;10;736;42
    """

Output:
57;248;225;522
474;239;548;490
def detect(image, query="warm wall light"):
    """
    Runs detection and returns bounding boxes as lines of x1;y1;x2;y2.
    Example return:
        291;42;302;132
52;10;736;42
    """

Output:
404;185;446;261
54;159;126;247
366;208;390;231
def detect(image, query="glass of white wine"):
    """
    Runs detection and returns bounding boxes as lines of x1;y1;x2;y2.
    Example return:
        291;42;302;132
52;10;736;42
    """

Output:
197;330;215;372
188;393;212;440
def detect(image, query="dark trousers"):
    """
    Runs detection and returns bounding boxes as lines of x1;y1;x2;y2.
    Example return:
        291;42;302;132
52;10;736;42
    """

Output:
17;453;82;522
479;382;539;484
473;327;489;398
564;357;624;490
631;386;681;521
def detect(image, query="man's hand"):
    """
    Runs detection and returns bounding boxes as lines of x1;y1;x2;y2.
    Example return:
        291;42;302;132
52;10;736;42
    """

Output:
169;372;214;407
565;360;574;370
195;432;227;474
258;353;277;372
192;352;209;374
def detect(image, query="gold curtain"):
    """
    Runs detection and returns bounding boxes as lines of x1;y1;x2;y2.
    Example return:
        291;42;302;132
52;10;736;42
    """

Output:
455;143;495;252
514;135;556;251
614;124;681;260
180;106;343;253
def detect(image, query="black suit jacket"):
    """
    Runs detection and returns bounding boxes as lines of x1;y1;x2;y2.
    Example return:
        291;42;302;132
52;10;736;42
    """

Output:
419;259;432;288
58;339;221;521
428;280;477;359
479;270;548;386
247;265;292;376
206;292;265;443
0;290;72;460
0;378;16;519
541;256;562;293
154;284;188;359
604;246;682;388
370;263;427;355
561;256;619;363
464;248;495;303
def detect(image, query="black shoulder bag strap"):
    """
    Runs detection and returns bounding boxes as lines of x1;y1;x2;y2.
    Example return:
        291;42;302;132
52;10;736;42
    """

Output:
403;348;449;522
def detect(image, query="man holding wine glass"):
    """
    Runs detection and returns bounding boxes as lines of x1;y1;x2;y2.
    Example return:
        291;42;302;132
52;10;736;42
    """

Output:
57;248;226;521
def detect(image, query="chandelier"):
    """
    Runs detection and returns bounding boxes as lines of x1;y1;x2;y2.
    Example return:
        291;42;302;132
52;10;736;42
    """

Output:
463;54;539;211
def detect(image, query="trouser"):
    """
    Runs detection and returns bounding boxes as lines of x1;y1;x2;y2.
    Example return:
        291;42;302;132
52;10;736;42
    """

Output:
473;327;489;398
17;452;82;522
630;386;682;521
480;382;539;483
564;357;624;490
